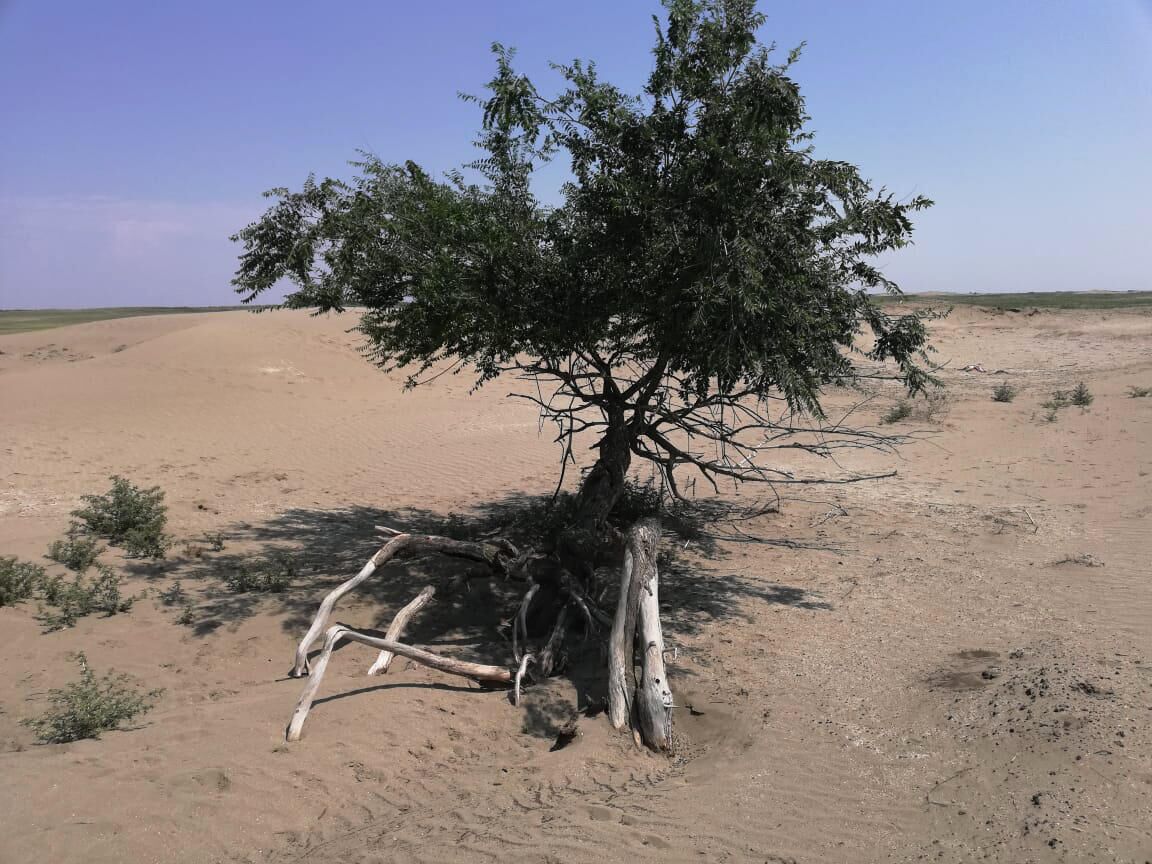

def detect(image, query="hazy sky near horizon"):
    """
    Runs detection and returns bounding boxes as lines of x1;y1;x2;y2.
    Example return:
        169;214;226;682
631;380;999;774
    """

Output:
2;1;1150;308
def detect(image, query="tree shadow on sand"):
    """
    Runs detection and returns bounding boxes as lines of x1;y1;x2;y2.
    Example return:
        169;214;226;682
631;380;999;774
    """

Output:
168;493;834;697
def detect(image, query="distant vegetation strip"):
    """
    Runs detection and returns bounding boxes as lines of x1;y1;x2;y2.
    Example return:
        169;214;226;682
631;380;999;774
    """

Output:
0;306;265;335
880;291;1152;310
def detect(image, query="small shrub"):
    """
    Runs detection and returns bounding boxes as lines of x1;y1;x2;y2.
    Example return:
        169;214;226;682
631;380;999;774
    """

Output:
72;476;172;559
222;551;296;593
46;531;104;573
1070;382;1093;407
176;603;194;626
1127;385;1152;398
22;652;161;743
916;390;949;422
39;565;133;631
182;542;205;559
158;581;186;605
881;401;913;424
1;556;44;606
991;382;1017;403
204;532;227;552
1042;389;1072;412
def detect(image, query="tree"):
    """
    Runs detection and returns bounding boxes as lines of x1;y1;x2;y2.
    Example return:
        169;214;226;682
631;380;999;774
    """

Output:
233;0;933;748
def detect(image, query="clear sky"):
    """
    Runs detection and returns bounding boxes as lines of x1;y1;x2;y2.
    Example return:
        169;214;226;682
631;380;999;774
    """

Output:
1;1;1150;308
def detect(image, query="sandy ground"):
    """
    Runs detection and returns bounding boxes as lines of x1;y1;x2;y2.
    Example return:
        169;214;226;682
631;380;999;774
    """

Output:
1;306;1150;864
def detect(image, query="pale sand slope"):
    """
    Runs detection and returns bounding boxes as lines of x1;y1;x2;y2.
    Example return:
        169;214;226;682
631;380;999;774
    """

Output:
1;307;1149;864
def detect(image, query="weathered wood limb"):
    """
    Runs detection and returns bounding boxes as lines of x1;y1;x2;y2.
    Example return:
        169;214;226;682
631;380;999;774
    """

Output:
287;624;512;741
635;552;673;751
291;532;517;677
513;654;534;706
367;585;436;676
291;534;412;677
513;583;539;663
536;604;570;678
607;519;662;733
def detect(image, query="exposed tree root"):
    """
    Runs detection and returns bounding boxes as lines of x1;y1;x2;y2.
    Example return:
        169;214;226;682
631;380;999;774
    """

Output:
367;584;436;675
287;624;513;741
512;654;534;707
290;533;516;677
284;522;672;751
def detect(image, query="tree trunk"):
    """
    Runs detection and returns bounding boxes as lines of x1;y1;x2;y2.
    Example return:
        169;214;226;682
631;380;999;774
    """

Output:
574;410;633;529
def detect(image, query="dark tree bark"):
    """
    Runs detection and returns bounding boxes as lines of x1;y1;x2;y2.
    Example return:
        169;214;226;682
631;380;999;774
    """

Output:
574;411;633;530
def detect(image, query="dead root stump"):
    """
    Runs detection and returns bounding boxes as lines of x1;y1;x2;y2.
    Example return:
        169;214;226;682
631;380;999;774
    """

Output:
283;522;673;750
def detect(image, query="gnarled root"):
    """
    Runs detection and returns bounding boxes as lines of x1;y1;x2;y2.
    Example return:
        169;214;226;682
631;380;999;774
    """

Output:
290;533;516;677
287;624;512;741
367;584;436;675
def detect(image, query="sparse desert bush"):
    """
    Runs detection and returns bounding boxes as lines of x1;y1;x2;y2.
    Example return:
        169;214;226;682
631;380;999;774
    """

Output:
881;390;948;424
182;542;205;559
158;581;186;605
204;532;227;552
991;382;1017;403
72;476;172;559
881;401;914;424
46;531;104;572
221;551;296;593
39;564;134;631
1070;382;1093;407
22;652;161;743
916;390;949;421
1127;385;1152;398
1;556;44;606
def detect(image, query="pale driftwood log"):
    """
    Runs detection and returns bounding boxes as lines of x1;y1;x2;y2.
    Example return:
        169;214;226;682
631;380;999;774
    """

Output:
607;543;637;730
635;551;673;751
287;624;512;741
291;533;516;677
367;585;436;675
607;519;661;731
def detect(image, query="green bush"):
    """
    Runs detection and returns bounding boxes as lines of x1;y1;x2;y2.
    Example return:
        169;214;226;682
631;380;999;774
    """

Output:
1;556;44;606
1127;385;1151;398
46;531;104;572
204;532;227;552
1070;382;1093;407
22;652;161;743
1042;389;1072;411
991;382;1017;403
39;565;134;631
71;476;171;559
222;551;296;593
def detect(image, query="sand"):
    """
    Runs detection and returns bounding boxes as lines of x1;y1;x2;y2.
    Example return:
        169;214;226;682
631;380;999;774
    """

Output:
1;306;1149;863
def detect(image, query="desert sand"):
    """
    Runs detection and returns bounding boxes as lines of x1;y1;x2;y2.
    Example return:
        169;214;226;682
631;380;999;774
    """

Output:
1;305;1150;863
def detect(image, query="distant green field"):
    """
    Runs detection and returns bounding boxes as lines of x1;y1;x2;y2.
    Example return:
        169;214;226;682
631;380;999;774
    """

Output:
0;306;251;335
880;291;1152;310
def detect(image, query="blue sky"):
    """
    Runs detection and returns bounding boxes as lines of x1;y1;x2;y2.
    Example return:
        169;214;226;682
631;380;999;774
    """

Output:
1;1;1150;308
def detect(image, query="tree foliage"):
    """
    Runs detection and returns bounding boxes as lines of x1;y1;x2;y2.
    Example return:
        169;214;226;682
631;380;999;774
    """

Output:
233;0;932;524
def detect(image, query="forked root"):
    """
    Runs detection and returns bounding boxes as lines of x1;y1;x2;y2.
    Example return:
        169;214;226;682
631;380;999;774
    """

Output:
513;654;535;706
287;625;512;741
290;533;516;677
367;585;436;675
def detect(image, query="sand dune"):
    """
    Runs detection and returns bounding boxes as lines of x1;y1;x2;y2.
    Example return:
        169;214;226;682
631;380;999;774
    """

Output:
1;307;1150;863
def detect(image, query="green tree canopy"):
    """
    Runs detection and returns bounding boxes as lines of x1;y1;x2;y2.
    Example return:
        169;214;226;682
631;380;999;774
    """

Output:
233;0;932;528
